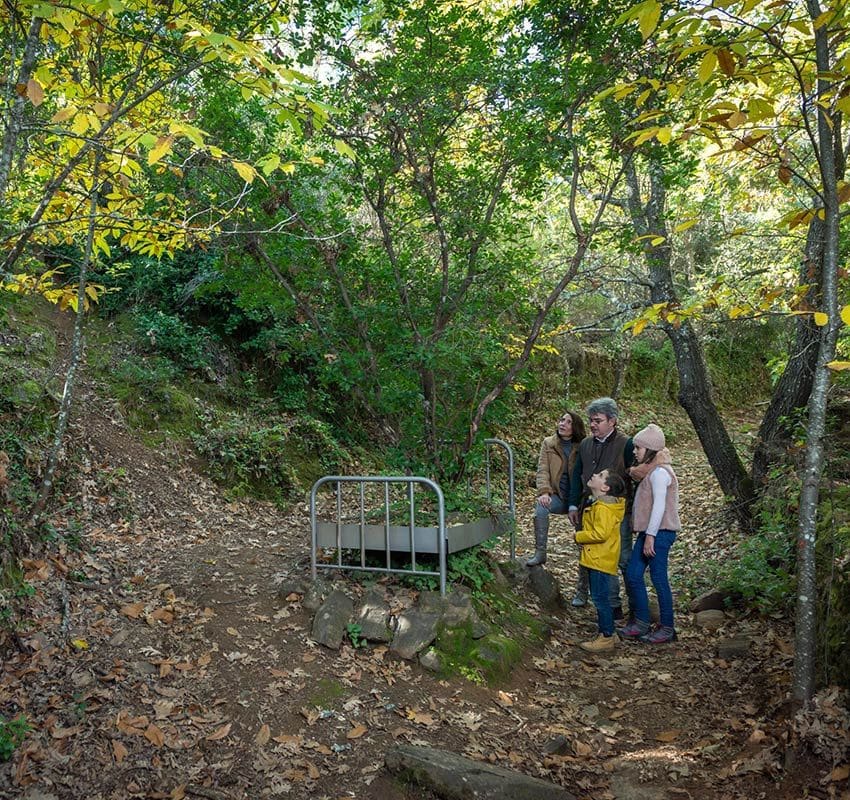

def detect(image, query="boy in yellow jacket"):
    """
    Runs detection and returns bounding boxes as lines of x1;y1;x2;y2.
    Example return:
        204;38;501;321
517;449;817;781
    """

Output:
575;469;626;653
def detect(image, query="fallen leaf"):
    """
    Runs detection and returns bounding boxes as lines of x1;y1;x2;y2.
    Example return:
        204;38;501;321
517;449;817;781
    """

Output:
573;740;592;757
170;785;186;800
255;724;271;746
144;723;165;747
206;723;232;741
830;764;850;782
52;725;83;739
286;592;300;602
120;602;145;619
70;639;89;650
112;740;128;763
405;708;435;726
347;724;368;739
609;709;627;719
150;608;174;624
226;627;239;636
495;691;514;708
307;761;320;779
656;730;681;742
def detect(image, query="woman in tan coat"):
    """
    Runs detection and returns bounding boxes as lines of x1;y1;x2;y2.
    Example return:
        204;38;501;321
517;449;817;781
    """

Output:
526;410;586;566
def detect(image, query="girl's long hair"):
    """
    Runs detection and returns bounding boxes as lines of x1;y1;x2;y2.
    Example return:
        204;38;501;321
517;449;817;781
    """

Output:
640;448;659;465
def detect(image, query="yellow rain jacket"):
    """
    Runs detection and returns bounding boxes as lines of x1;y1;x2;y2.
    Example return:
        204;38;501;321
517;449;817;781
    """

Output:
575;497;626;576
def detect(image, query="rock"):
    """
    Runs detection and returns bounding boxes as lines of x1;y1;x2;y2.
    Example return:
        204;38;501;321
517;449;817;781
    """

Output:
355;587;392;642
499;558;531;587
690;589;731;613
303;577;332;611
277;576;308;599
311;589;354;649
419;649;442;672
527;565;563;610
471;634;522;681
648;596;660;624
694;609;727;630
385;744;575;799
543;735;571;756
390;609;441;660
717;637;751;659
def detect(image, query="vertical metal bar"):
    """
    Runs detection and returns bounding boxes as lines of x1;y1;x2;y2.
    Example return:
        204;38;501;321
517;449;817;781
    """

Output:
384;482;391;571
359;482;366;568
408;480;416;574
485;446;492;503
335;480;343;567
310;481;319;582
507;444;516;559
434;480;447;596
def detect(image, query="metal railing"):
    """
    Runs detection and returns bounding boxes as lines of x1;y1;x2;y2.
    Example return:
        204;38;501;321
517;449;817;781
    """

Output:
310;475;447;594
309;440;515;595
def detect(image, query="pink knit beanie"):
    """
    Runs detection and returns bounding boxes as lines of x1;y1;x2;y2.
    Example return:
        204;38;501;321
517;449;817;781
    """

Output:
633;423;665;450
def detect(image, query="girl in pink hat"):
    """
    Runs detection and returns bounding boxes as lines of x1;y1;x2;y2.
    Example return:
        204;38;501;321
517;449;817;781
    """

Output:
618;424;680;644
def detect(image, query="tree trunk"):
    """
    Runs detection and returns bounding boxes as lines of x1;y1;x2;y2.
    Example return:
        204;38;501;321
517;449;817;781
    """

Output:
28;149;102;526
793;1;840;706
623;156;753;517
0;14;42;205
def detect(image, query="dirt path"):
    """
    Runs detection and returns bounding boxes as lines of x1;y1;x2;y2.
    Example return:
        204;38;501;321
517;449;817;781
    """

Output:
0;388;839;800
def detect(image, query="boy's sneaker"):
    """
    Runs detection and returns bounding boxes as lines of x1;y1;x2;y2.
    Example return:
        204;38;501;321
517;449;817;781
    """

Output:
639;625;677;644
579;634;616;653
618;620;650;640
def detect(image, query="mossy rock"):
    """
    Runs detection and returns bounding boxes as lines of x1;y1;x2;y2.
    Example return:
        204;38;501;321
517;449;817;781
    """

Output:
2;379;42;410
470;633;523;683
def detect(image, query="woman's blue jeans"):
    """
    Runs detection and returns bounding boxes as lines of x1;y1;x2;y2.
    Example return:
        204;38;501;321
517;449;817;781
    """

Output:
588;567;614;636
625;531;677;628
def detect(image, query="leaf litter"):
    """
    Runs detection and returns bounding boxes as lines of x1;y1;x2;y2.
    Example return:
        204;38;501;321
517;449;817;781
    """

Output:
0;394;847;799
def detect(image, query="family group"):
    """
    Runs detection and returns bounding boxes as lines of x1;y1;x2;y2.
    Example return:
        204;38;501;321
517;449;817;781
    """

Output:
528;397;680;653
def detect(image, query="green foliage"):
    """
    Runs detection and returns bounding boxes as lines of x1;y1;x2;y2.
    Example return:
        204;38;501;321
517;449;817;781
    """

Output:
816;484;850;689
0;715;29;762
133;310;213;372
399;539;498;595
718;465;798;613
192;412;347;504
345;622;365;649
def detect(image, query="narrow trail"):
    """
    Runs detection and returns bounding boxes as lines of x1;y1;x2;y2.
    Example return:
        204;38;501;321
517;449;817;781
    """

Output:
0;382;835;800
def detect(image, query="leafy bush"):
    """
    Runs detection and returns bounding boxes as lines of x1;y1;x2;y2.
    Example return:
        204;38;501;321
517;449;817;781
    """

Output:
133;310;213;371
718;465;797;613
192;413;347;504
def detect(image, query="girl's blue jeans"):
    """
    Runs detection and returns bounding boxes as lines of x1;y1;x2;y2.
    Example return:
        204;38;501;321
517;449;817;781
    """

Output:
588;567;614;636
625;530;677;628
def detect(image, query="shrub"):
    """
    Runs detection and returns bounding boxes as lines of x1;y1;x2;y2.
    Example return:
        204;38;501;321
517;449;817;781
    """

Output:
0;715;29;762
133;310;213;371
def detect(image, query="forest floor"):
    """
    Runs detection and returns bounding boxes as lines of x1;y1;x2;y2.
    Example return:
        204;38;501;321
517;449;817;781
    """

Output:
2;372;850;800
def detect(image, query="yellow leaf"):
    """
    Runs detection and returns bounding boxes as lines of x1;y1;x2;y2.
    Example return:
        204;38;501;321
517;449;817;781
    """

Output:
814;312;828;326
232;161;256;183
650;236;666;246
840;305;850;325
637;0;662;40
347;724;368;739
826;361;850;371
656;126;672;145
698;51;717;84
674;219;698;233
148;135;174;166
334;138;357;160
70;638;89;650
632;319;648;336
814;10;835;29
